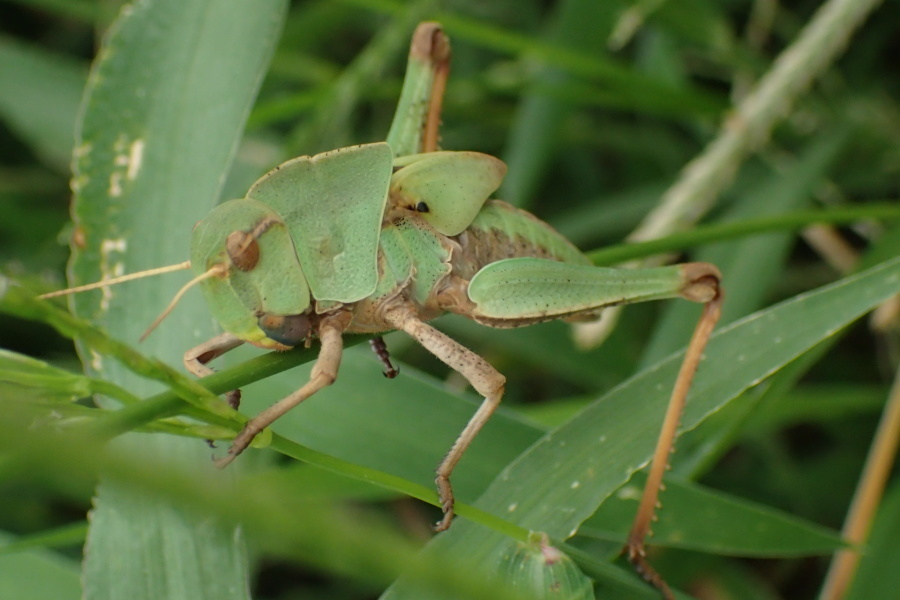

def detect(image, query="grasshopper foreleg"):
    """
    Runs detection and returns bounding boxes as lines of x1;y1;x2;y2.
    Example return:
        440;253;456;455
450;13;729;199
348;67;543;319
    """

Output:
184;332;245;410
383;304;506;531
213;314;347;469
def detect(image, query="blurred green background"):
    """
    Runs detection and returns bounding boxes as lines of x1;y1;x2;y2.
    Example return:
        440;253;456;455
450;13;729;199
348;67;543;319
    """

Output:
1;1;898;599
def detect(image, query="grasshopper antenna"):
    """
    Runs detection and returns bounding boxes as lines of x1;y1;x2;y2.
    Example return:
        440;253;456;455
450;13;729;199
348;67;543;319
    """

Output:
39;259;229;342
140;263;228;342
38;261;192;299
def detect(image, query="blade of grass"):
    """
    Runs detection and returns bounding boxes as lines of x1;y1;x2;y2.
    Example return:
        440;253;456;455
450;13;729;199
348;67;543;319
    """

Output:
0;532;80;600
65;2;288;599
383;257;900;598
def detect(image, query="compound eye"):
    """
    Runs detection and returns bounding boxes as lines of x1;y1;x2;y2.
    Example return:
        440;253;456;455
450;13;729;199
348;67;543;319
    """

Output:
257;312;311;347
226;231;260;272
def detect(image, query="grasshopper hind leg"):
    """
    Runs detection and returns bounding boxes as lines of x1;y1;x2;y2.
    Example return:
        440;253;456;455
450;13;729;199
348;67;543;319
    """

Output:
625;267;722;599
383;303;506;531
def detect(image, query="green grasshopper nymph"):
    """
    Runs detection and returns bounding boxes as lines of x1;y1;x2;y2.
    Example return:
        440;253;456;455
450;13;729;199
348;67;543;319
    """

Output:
42;22;722;599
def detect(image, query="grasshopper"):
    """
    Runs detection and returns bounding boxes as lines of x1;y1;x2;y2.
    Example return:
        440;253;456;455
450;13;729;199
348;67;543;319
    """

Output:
43;22;722;599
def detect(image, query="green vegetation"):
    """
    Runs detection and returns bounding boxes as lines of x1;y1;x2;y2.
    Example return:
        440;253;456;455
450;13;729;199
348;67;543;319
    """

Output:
1;1;898;598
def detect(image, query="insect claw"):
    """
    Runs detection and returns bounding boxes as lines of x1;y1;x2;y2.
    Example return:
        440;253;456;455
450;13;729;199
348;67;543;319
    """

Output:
225;389;241;410
433;477;455;531
434;511;454;532
212;451;237;470
369;337;400;378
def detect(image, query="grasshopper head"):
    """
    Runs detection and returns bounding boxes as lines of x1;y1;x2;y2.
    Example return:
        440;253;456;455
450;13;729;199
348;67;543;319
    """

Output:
191;198;314;349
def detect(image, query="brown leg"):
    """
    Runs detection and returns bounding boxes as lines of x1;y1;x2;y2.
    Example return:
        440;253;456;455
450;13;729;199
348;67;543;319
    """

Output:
384;305;506;531
625;274;723;599
184;332;245;409
214;315;346;468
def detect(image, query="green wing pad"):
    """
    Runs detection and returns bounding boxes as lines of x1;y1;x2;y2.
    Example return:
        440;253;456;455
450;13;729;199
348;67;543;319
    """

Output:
391;151;507;236
374;226;414;299
468;257;686;320
379;216;452;307
246;142;393;303
190;198;311;347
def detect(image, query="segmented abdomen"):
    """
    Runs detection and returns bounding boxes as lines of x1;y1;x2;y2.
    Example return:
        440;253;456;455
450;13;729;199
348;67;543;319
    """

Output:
452;200;590;278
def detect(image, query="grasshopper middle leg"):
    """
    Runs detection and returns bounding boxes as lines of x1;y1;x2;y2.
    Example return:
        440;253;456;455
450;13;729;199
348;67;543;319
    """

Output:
384;304;506;531
369;336;400;378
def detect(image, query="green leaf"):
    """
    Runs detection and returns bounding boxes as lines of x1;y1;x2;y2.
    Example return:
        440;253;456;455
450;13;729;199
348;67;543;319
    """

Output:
0;347;92;401
0;406;551;600
846;480;900;599
65;2;288;599
383;256;900;598
499;0;621;208
0;36;87;172
5;5;899;598
0;523;87;555
640;129;852;365
487;257;899;536
0;347;139;405
0;532;80;600
582;474;844;556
